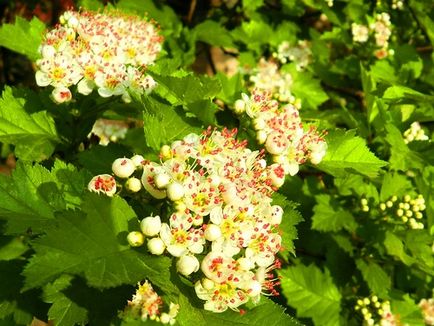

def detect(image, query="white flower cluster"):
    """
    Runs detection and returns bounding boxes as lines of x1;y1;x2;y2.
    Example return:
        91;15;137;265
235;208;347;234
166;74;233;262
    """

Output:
403;122;430;144
35;10;162;103
272;40;312;70
90;129;288;313
123;281;179;324
355;296;397;326
233;89;327;176
249;58;294;102
379;194;426;230
419;297;434;326
351;13;393;59
89;119;129;146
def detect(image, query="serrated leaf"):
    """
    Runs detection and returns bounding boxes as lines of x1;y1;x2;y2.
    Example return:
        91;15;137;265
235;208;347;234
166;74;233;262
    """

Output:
0;160;90;234
42;275;87;326
0;17;45;61
391;294;424;326
380;173;413;202
334;174;379;202
355;259;391;297
272;193;303;256
279;264;341;326
23;194;173;293
142;97;202;151
194;21;234;48
0;87;59;162
0;236;28;261
312;194;357;232
290;68;329;109
383;231;415;266
317;129;387;177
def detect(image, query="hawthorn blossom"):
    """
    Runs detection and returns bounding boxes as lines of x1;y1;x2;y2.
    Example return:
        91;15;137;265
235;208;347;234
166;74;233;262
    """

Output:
35;10;163;103
87;174;116;196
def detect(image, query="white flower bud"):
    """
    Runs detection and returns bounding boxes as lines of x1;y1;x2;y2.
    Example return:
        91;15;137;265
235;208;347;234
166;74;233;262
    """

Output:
77;78;94;95
176;255;200;276
270;205;284;224
160;145;172;160
167;183;185;201
233;99;246;114
140;216;162;237
252;117;266;130
131;154;145;168
127;231;144;247
147;237;166;255
204;224;222;241
155;173;171;189
112;158;135;178
237;257;255;271
125;177;142;192
201;278;215;290
256;130;268;144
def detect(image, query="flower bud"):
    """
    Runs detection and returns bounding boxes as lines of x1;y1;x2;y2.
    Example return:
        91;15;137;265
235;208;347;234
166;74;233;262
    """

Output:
252;117;266;130
131;154;145;168
155;173;171;189
167;183;185;201
256;130;268;144
52;86;72;103
176;255;200;276
233;99;246;114
204;224;222;241
147;237;166;255
160;145;172;160
112;158;135;178
127;231;144;247
125;177;142;192
237;257;255;271
201;278;215;290
140;216;162;237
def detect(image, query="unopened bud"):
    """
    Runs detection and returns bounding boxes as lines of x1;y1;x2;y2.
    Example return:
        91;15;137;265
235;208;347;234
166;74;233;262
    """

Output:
147;237;166;255
176;255;200;276
112;158;135;178
204;224;222;241
131;154;145;168
160;145;172;160
127;231;144;247
256;130;268;144
140;216;162;237
233;99;246;114
155;173;171;189
167;183;185;201
125;177;142;192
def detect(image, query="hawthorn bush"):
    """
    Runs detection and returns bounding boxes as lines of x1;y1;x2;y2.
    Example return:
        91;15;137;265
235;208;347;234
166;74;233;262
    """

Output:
0;0;433;325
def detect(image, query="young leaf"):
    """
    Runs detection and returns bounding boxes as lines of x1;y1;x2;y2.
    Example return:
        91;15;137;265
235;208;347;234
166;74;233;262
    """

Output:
312;194;357;233
194;21;234;48
279;264;341;326
317;129;387;178
0;17;45;61
355;259;391;297
23;194;174;293
0;87;59;162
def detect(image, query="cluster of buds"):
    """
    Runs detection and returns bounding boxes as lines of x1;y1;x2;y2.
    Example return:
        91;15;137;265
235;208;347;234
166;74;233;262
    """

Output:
351;13;393;59
360;198;370;212
379;194;426;229
391;0;404;10
232;89;327;176
419;296;434;325
35;10;163;103
272;40;312;70
123;281;179;324
88;119;129;146
403;122;430;144
88;154;145;196
248;58;294;102
355;296;397;326
104;128;287;313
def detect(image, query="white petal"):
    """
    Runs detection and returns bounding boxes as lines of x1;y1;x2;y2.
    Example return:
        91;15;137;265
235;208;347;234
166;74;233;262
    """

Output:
35;71;51;87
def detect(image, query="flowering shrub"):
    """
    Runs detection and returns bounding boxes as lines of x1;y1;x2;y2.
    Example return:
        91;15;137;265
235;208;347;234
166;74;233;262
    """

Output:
0;1;433;326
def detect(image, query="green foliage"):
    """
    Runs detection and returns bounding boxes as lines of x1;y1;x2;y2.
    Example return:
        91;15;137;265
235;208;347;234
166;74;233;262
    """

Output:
0;87;59;161
279;264;341;326
0;17;45;61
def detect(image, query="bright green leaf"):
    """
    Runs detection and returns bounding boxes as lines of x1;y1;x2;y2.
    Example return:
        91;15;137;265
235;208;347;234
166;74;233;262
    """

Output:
356;259;391;297
312;194;357;232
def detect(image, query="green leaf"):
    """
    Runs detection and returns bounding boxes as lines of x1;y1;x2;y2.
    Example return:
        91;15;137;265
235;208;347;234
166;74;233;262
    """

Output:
391;294;424;326
272;193;303;256
383;231;415;266
355;259;391;297
142;97;202;151
317;129;387;178
77;0;104;10
216;73;243;104
334;175;379;202
380;173;413;202
312;194;357;233
194;21;234;48
0;17;45;61
42;275;88;326
0;237;28;261
279;264;341;326
0;160;90;234
231;21;273;53
23;194;173;292
290;68;329;109
0;87;59;162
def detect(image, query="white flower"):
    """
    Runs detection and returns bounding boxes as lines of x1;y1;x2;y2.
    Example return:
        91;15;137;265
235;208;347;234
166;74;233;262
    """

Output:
52;86;72;103
140;216;162;237
88;174;116;196
351;23;369;43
